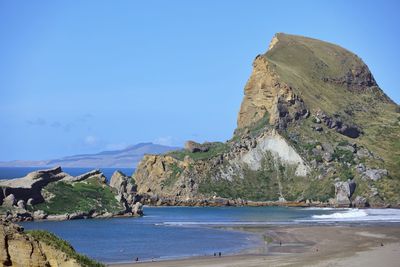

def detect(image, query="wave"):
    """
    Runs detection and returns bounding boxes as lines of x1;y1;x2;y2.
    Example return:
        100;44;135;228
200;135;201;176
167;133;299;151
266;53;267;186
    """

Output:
305;208;400;222
312;209;367;219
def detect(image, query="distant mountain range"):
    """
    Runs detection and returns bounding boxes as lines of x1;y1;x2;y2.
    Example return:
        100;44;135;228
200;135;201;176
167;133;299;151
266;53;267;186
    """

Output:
0;143;180;168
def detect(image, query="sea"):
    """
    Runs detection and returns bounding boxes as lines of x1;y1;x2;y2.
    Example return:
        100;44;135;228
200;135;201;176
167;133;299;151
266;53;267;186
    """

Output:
2;167;400;264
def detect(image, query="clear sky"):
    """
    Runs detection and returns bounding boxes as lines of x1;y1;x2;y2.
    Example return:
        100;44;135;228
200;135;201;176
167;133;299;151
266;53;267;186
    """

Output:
0;0;399;161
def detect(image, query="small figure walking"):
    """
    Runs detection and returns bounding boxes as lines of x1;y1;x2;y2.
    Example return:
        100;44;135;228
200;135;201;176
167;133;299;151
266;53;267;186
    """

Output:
279;241;282;246
135;257;139;262
218;252;222;257
214;252;216;256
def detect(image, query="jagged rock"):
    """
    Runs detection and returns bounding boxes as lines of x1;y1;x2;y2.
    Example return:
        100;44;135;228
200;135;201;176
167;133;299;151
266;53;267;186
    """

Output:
185;141;210;153
334;180;356;207
62;169;104;183
110;171;142;216
46;214;69;221
27;198;34;206
352;196;369;208
16;200;25;209
32;210;47;220
313;125;323;132
356;147;372;158
364;169;388;181
69;212;88;220
322;143;334;154
0;166;70;205
356;163;366;173
2;194;15;207
323;152;333;162
132;202;143;216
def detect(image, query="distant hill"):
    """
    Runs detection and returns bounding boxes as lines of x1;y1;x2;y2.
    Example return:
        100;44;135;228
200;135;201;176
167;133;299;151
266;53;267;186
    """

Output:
0;143;180;168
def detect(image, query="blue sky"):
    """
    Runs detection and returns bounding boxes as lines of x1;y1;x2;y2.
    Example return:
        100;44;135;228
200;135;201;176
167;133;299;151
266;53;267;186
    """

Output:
0;0;399;161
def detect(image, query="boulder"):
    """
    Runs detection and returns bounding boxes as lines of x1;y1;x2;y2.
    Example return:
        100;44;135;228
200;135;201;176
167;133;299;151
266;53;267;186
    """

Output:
334;180;356;207
2;194;15;207
27;198;34;206
32;210;47;220
132;202;143;216
356;163;366;173
184;141;209;153
364;169;388;181
46;214;69;221
16;200;25;210
356;148;372;158
352;196;369;208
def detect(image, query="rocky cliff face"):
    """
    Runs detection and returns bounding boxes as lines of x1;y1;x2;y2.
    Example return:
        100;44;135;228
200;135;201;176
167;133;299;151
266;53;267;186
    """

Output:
0;220;83;266
134;33;400;207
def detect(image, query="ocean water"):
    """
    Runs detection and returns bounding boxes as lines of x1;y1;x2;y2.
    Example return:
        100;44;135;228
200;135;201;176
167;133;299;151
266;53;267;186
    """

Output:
0;167;135;182
20;206;400;263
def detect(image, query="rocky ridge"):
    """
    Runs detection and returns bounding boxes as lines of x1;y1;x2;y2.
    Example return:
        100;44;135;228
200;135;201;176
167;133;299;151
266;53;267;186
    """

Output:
133;33;400;208
0;167;143;222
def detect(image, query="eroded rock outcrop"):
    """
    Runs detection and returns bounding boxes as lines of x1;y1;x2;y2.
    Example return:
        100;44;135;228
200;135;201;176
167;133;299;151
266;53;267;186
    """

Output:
0;220;82;266
110;171;143;216
0;167;143;221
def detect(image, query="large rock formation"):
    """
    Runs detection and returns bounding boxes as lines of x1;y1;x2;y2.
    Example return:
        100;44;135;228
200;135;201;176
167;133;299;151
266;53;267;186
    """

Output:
133;33;400;207
0;167;143;221
0;220;85;266
0;166;71;205
109;171;143;216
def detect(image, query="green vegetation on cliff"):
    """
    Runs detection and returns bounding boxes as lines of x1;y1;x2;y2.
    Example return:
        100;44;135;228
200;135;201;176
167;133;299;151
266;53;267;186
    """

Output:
34;177;123;215
168;142;229;161
27;230;104;267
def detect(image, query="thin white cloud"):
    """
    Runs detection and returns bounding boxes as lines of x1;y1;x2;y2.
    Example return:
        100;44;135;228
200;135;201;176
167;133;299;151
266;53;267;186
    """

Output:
84;135;98;146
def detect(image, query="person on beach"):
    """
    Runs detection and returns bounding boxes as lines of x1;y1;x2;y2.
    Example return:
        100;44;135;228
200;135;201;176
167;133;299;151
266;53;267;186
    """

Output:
219;252;222;257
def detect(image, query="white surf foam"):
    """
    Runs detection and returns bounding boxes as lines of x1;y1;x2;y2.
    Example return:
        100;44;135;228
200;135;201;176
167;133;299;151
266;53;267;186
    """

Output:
312;209;368;219
306;208;400;222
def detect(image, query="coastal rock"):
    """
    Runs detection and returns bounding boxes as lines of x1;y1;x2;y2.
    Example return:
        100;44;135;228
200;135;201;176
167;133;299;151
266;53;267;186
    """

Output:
185;141;210;153
352;196;369;208
334;180;356;207
2;194;15;207
62;169;106;183
32;210;47;220
0;166;70;205
16;199;25;209
0;220;84;266
110;171;142;216
46;214;69;221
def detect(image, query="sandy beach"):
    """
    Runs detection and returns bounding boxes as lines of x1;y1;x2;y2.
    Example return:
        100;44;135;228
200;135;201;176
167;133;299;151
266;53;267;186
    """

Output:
109;225;400;267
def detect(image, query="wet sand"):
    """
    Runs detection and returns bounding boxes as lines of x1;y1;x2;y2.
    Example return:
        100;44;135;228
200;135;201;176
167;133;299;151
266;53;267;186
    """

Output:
109;225;400;267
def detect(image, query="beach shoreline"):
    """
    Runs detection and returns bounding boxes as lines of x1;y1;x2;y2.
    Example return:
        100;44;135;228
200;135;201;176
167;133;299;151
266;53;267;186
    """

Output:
108;224;400;267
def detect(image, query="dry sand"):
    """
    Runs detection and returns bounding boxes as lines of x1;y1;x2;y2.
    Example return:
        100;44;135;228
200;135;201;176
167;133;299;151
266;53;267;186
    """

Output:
109;225;400;267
